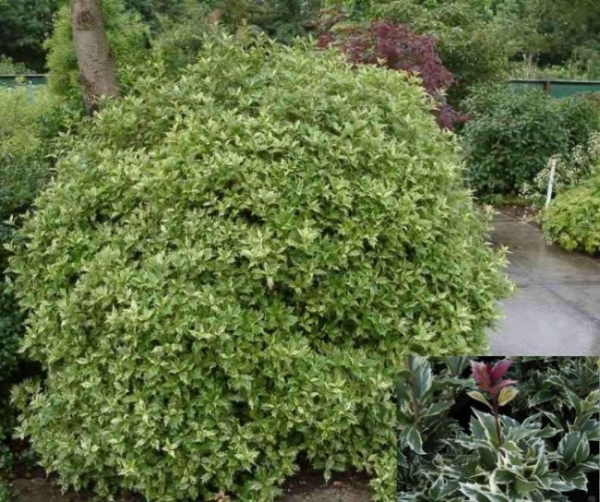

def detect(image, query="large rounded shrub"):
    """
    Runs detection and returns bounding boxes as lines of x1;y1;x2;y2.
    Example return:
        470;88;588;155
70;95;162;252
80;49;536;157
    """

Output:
10;36;510;501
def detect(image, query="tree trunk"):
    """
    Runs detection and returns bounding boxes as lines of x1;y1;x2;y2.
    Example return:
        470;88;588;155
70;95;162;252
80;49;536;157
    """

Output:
71;0;120;111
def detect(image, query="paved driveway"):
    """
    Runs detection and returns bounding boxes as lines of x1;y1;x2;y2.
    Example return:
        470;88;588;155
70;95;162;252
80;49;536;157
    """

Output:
489;212;600;356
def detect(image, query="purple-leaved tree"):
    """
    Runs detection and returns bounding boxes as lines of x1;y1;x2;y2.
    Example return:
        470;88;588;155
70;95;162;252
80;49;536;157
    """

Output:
316;14;467;130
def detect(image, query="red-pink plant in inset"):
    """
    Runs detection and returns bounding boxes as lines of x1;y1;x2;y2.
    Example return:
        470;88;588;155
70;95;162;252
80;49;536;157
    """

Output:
471;359;518;400
468;359;519;449
315;15;468;130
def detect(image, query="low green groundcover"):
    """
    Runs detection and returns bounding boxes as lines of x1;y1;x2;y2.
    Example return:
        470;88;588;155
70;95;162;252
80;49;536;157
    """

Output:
9;35;510;502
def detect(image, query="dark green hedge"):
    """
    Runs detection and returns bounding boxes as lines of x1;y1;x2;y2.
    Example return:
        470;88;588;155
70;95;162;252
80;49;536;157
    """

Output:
462;87;600;197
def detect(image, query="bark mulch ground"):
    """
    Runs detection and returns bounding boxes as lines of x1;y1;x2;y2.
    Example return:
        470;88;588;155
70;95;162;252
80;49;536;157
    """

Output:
6;468;373;502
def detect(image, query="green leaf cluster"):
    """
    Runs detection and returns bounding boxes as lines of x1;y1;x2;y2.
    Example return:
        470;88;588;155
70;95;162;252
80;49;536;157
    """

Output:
0;56;27;74
9;35;509;501
397;357;599;502
520;132;600;205
542;170;600;255
0;0;58;72
0;484;11;502
148;0;321;74
509;357;599;415
147;0;222;73
0;83;60;478
0;85;54;367
123;0;188;26
397;357;471;483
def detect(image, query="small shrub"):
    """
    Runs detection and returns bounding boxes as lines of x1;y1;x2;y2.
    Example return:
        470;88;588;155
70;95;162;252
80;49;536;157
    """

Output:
9;35;510;502
315;15;467;130
561;93;600;148
462;86;600;197
0;56;27;74
521;132;600;205
542;172;600;255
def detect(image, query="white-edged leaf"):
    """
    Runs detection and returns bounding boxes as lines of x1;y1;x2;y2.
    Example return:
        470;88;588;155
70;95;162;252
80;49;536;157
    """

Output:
404;425;425;455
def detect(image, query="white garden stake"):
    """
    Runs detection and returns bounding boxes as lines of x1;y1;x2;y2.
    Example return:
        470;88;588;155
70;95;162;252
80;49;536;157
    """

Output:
545;157;557;208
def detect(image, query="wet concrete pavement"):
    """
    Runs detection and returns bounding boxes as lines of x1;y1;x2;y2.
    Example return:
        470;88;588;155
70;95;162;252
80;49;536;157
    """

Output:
488;212;600;356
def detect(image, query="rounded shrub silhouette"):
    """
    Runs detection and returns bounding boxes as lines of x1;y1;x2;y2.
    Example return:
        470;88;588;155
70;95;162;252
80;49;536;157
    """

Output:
10;35;510;501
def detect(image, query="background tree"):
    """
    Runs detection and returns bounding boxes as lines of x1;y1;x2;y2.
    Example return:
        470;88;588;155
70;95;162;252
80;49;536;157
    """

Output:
0;0;58;71
316;16;466;129
518;0;600;71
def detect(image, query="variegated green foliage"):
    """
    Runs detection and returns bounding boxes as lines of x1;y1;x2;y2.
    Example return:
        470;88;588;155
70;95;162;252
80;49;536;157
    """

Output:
542;170;600;255
9;35;508;501
397;357;599;502
397;357;472;490
509;357;599;414
0;84;58;474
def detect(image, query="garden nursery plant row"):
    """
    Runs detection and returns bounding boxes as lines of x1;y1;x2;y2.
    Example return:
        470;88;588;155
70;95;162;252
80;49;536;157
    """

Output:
0;0;600;501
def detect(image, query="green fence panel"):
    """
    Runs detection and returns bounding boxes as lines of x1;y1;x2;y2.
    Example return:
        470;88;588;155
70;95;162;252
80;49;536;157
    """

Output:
508;79;600;98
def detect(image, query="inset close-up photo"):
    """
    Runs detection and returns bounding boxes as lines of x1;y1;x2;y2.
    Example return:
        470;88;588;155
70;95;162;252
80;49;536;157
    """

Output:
397;357;599;502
